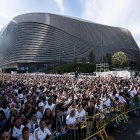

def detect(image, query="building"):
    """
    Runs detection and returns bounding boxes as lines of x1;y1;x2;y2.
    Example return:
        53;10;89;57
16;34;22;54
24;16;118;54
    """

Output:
0;13;139;72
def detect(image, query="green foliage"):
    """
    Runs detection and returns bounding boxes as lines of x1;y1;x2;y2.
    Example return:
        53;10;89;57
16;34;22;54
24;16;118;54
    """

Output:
112;51;128;67
88;51;95;63
47;63;96;74
103;53;112;65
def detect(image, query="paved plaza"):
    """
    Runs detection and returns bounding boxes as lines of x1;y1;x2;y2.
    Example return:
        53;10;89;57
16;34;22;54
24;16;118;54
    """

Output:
109;116;140;140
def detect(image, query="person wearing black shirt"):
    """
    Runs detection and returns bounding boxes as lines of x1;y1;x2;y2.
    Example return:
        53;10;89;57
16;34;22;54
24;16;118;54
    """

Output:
86;102;95;117
86;101;96;134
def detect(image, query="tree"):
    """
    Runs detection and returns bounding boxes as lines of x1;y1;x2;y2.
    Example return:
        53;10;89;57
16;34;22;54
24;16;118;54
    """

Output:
103;53;112;65
88;51;95;63
112;51;128;67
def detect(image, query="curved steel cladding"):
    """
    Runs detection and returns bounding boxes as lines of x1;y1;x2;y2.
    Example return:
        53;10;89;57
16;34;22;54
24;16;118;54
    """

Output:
0;13;139;70
13;22;91;63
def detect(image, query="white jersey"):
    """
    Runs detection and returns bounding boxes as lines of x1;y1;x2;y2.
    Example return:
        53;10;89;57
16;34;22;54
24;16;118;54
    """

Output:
66;115;76;125
33;127;51;140
11;125;24;139
130;89;137;98
75;109;86;122
104;98;111;107
19;134;36;140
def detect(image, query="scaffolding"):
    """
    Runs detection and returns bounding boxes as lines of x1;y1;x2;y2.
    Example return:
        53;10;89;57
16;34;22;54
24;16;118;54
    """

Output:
96;63;109;72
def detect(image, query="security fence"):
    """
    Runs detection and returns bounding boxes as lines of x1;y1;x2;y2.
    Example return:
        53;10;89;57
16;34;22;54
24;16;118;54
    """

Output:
51;98;140;140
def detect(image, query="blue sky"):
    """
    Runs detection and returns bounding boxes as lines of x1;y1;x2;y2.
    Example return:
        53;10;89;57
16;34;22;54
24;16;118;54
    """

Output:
0;0;140;47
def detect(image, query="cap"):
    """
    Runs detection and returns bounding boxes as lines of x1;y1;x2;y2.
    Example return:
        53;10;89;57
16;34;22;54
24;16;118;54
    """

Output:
19;94;23;99
38;102;44;107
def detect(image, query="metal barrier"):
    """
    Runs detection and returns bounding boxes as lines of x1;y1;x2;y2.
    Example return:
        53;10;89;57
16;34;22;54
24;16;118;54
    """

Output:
51;127;87;140
51;100;140;140
84;100;140;140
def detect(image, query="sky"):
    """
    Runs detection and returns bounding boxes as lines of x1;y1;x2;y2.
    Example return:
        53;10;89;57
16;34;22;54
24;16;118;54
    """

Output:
0;0;140;47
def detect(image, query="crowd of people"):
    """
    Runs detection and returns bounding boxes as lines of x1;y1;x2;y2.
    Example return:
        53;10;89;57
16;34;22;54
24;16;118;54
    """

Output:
0;73;140;140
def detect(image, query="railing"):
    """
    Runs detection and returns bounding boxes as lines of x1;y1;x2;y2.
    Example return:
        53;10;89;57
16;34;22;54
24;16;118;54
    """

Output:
51;99;140;140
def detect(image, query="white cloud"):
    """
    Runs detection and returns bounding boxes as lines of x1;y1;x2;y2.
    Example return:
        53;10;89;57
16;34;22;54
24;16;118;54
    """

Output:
0;12;17;23
53;0;64;14
137;42;140;47
81;0;140;48
82;0;134;25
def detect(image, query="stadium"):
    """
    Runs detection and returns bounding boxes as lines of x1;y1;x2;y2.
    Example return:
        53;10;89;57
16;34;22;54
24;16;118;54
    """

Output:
0;13;139;72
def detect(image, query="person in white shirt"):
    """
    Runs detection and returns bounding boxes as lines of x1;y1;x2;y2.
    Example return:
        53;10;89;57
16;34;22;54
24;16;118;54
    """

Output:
95;99;104;113
10;116;24;139
33;119;51;140
75;104;87;130
103;96;111;108
103;95;112;114
75;104;86;122
26;112;38;133
45;98;55;111
18;94;24;104
118;95;127;104
19;127;36;140
129;86;137;98
95;99;105;119
2;101;10;119
37;102;44;123
66;109;77;130
46;121;52;137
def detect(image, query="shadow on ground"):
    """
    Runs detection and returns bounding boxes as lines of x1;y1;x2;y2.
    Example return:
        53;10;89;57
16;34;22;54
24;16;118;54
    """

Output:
106;116;140;140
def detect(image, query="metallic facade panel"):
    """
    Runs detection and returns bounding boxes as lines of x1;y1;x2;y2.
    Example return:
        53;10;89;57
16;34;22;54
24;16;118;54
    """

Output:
0;13;139;69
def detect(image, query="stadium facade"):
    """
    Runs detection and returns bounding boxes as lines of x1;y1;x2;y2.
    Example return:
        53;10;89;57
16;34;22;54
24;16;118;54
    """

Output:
0;13;139;72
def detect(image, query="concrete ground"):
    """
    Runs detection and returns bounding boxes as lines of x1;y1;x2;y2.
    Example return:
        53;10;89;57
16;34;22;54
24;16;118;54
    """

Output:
107;116;140;140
